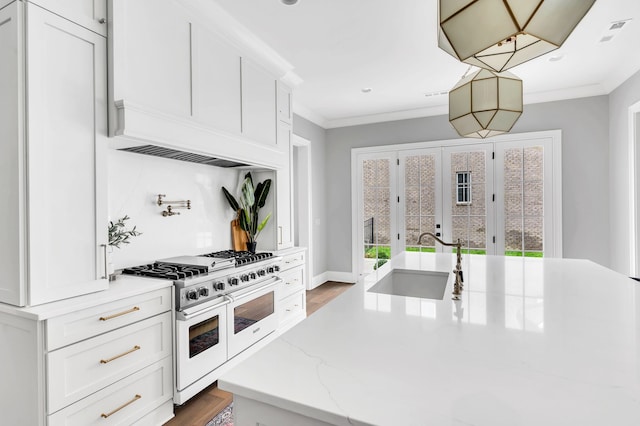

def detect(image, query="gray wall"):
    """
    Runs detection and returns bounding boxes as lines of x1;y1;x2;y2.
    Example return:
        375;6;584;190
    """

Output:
293;114;328;279
325;96;611;274
609;69;640;274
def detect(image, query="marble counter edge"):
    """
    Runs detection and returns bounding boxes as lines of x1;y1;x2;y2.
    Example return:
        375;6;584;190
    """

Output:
0;276;172;320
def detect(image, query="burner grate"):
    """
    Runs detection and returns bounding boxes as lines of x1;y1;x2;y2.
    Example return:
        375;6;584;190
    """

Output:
200;250;273;266
122;262;209;280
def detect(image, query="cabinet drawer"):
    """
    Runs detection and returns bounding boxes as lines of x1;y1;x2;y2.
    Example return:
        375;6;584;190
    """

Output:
47;311;172;413
280;251;305;271
29;0;107;36
46;287;172;350
279;266;305;299
279;290;305;325
48;357;173;426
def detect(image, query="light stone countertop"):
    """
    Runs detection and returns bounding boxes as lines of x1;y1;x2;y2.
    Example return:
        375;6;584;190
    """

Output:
219;253;640;426
0;275;172;320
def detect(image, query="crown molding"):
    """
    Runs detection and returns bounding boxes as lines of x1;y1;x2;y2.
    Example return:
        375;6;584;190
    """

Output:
297;83;611;130
292;101;329;129
523;83;608;105
323;104;449;129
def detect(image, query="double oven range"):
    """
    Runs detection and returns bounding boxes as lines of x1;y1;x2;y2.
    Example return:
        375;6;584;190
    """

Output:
122;250;282;404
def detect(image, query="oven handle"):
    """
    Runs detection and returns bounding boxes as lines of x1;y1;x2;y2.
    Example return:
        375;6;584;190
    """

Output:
228;277;282;303
177;296;231;321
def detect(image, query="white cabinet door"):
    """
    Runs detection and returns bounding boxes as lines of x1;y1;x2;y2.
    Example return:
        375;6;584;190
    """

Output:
277;81;292;125
29;0;108;36
191;24;241;134
26;4;108;305
111;0;191;118
276;122;294;249
0;3;25;306
241;58;277;146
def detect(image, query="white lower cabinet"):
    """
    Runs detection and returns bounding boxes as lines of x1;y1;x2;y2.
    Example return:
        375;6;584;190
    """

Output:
48;357;173;426
47;312;172;413
277;249;307;329
0;283;174;426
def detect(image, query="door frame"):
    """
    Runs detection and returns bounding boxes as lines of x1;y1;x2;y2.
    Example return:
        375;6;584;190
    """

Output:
292;134;313;289
629;101;640;276
351;130;563;278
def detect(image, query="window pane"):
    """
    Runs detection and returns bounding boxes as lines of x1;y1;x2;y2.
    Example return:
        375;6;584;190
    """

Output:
405;153;438;252
503;145;545;257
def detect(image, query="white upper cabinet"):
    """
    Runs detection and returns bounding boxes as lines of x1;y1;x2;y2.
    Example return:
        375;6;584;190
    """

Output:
277;81;293;125
241;58;277;147
28;0;108;36
191;23;241;134
0;2;24;306
0;1;108;306
276;122;294;250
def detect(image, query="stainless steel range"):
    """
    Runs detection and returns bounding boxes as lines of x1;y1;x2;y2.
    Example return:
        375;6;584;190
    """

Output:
122;250;282;404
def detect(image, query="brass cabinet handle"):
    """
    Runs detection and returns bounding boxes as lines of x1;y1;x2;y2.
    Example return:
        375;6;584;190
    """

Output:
101;394;141;418
99;306;140;321
100;345;141;364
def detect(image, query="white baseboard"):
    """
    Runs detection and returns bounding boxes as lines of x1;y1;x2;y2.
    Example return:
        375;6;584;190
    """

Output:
311;271;356;289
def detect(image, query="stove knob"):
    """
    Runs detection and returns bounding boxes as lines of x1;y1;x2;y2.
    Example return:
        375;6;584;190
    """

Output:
240;274;249;282
249;272;257;280
228;277;239;286
267;266;275;273
216;282;225;291
187;289;199;300
274;265;280;272
198;287;209;297
257;269;266;276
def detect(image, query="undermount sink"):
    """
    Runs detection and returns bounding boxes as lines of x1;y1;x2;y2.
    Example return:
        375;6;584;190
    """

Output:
368;269;450;300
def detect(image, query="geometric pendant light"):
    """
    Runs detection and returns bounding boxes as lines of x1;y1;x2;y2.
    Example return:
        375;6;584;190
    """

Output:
449;68;523;139
438;0;596;73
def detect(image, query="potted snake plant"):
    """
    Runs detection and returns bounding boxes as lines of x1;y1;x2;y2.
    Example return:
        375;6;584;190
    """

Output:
222;172;272;253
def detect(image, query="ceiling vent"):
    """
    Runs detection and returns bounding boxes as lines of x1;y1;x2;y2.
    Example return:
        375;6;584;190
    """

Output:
119;145;248;168
425;90;449;97
599;19;631;43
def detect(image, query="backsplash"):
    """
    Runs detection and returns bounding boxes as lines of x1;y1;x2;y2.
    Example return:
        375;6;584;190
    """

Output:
108;149;244;269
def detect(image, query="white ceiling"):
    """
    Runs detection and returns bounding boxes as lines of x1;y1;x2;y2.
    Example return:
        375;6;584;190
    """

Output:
213;0;640;129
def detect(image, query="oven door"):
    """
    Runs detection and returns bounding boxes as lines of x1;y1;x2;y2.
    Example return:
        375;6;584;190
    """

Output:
227;277;281;358
175;296;229;391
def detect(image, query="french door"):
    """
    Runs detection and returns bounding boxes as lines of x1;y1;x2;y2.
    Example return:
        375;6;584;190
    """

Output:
399;144;494;254
354;132;561;277
356;152;398;275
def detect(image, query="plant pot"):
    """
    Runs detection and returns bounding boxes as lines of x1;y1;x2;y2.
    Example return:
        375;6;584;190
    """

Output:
246;242;257;253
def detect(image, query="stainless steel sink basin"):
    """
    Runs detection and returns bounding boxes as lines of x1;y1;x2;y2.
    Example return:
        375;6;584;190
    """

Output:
368;269;450;300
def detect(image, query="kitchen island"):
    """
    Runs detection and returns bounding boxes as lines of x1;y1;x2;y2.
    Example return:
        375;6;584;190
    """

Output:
219;253;640;426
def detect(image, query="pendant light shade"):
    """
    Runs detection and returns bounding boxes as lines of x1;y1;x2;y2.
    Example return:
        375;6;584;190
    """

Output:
438;0;596;72
449;69;523;139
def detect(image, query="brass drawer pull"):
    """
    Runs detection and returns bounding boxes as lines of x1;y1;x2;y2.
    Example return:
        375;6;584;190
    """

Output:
99;306;140;321
100;345;141;364
101;394;141;418
286;304;300;312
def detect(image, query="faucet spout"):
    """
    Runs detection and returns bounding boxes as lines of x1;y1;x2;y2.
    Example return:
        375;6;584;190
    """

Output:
417;232;464;300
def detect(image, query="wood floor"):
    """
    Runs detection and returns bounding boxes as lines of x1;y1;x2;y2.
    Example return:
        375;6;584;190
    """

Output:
164;280;352;426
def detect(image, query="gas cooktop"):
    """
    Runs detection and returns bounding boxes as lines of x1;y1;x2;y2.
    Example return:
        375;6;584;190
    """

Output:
121;250;275;281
